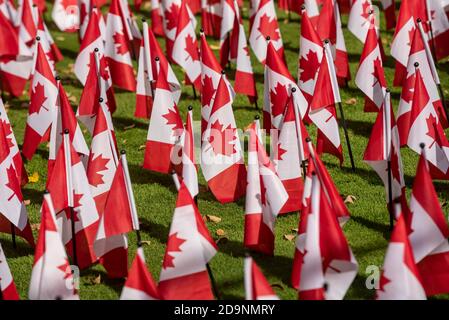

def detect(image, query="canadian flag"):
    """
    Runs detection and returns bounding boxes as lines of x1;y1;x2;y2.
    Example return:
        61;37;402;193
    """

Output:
406;147;449;296
317;0;350;84
391;0;427;86
22;41;58;160
150;0;164;36
78;50;117;133
397;26;448;146
172;1;201;90
301;0;320;25
74;7;105;85
0;99;27;186
182;107;198;198
0;0;17;24
355;23;387;112
200;31;234;134
105;0;136;91
244;119;288;255
296;172;358;300
376;203;426;300
364;93;406;212
0;243;19;300
0;117;34;247
143;65;184;174
264;41;308;131
17;0;36;45
36;9;63;71
219;0;257;103
48;81;90;175
52;0;79;32
201;0;222;38
79;0;107;41
249;0;284;64
380;0;396;30
404;68;449;179
120;247;161;300
46;132;100;270
348;0;378;43
244;256;279;300
158;182;217;299
426;0;449;60
28;192;79;300
135;20;180;119
309;43;344;164
298;8;323;110
160;0;182;59
201;75;247;204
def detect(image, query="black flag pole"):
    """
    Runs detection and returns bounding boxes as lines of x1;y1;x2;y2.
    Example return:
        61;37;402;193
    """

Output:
384;89;394;231
170;171;220;299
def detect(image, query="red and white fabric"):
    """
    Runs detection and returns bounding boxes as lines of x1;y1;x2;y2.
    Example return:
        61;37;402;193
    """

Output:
309;43;344;164
52;0;79;32
46;134;100;270
298;8;323;110
397;26;448;146
0;243;19;300
376;205;426;300
104;0;136;91
406;149;449;296
201;0;222;38
296;172;358;300
200;75;246;204
264;41;308;131
244;256;279;300
182;108;198;198
0;0;17;23
22;42;59;160
172;1;201;90
244;120;288;255
150;0;164;36
426;0;449;60
28;193;79;300
17;0;36;45
36;10;63;71
143;66;184;174
200;31;234;134
317;0;350;84
249;0;284;64
135;20;180;119
120;247;161;300
355;23;387;112
348;0;379;43
363;94;406;211
380;0;396;30
404;69;449;179
158;182;217;300
160;0;182;59
79;1;107;41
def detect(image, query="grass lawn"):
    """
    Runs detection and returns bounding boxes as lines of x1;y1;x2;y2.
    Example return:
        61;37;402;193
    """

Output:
2;2;449;300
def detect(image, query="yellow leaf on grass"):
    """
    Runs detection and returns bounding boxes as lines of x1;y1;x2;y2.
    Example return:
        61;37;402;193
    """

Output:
283;234;296;242
216;229;226;236
344;195;357;204
345;98;357;105
28;172;39;183
206;215;222;223
24;199;31;206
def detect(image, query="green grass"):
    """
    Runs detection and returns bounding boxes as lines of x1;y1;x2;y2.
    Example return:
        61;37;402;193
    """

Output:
3;3;449;300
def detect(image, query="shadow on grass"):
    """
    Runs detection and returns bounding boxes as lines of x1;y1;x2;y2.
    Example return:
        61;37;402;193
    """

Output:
81;267;124;296
112;116;148;131
1;238;34;258
139;217;169;244
351;216;391;241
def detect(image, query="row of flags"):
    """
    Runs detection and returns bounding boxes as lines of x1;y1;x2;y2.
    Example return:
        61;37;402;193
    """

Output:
0;0;449;300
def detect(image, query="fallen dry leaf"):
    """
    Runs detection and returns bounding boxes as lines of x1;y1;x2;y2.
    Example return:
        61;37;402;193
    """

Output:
124;124;136;131
92;274;101;285
344;195;357;204
56;36;65;41
68;95;77;104
28;172;39;183
209;44;220;50
283;234;296;242
216;229;226;236
206;215;222;223
31;223;40;231
138;144;146;150
24;199;31;206
291;228;299;233
140;240;151;246
345;98;357;105
122;139;127;144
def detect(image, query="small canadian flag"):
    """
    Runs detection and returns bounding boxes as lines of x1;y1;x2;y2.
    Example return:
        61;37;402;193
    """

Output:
0;242;19;300
244;256;279;300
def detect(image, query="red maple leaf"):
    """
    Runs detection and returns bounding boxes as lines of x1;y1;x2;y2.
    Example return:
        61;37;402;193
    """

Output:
164;3;180;31
257;14;280;41
88;154;110;187
377;272;391;294
60;0;76;10
57;258;73;279
202;75;216;107
408;27;416;47
80;2;87;20
113;32;129;55
372;57;386;88
389;146;402;183
64;193;83;222
163;232;186;269
299;50;320;83
270;82;289;118
184;34;199;62
1;120;14;149
208;120;237;156
5;165;22;202
275;143;287;161
163;106;184;136
360;0;372;20
99;56;110;81
29;82;48;115
426;114;449;149
402;73;416;103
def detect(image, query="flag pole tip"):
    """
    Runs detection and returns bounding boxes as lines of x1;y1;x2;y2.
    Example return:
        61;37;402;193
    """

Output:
291;87;296;93
420;142;425;149
155;56;160;61
64;129;69;134
266;36;270;41
311;171;316;176
171;170;177;174
43;189;49;194
120;150;126;155
386;88;390;93
417;18;422;23
324;39;330;44
305;137;312;142
36;36;40;41
221;70;226;75
94;47;99;52
254;114;260;120
200;28;204;34
55;75;61;81
187;105;193;111
99;97;104;103
300;4;306;10
141;18;146;22
414;62;420;68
